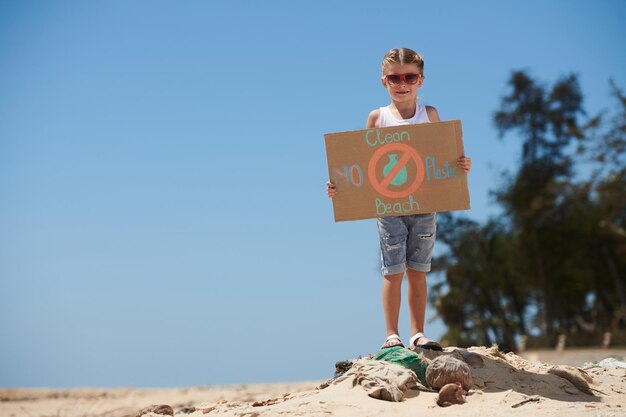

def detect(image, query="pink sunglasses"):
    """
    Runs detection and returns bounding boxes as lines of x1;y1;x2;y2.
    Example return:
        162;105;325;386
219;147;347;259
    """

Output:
384;73;423;86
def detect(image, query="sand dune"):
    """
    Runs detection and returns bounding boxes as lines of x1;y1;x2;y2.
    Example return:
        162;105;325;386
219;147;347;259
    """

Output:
2;347;625;417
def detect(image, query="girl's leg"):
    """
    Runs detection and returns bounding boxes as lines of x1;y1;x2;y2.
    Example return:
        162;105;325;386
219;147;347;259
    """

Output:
406;268;435;345
382;272;404;345
376;216;409;347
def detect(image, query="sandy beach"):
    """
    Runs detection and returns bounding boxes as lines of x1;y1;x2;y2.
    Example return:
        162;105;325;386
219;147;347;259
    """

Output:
2;347;625;417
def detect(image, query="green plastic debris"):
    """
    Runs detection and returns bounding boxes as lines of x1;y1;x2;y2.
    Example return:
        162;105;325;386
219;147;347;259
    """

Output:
373;346;428;385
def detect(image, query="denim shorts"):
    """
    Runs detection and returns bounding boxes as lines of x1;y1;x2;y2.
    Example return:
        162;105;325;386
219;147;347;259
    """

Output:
376;213;437;276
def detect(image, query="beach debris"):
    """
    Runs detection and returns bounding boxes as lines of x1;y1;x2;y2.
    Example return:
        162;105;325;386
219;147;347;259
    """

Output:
426;355;473;392
329;359;418;401
511;396;541;408
134;404;174;416
335;360;354;377
597;358;626;369
548;365;594;395
436;382;466;407
459;351;485;368
317;359;357;390
373;346;429;385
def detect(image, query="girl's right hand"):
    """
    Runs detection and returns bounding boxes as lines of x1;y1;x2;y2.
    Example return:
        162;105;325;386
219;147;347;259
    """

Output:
326;181;337;198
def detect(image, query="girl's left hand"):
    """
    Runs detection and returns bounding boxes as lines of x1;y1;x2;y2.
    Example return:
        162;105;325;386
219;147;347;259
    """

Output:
457;155;472;173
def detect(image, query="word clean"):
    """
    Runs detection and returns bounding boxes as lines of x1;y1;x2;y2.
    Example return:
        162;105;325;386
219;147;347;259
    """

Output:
365;129;411;147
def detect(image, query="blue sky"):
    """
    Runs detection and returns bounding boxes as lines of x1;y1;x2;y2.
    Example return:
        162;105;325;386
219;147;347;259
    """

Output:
1;0;625;387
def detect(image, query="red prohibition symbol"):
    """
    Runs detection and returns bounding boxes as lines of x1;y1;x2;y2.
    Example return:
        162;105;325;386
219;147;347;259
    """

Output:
367;143;425;199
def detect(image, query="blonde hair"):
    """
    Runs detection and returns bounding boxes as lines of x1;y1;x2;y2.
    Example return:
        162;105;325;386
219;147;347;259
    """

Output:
381;48;425;76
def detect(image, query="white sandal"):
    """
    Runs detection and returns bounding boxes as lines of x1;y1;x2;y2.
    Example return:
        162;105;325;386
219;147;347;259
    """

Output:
410;332;443;351
381;334;405;349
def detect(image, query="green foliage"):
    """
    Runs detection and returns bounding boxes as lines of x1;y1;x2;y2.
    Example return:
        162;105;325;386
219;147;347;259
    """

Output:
433;71;626;350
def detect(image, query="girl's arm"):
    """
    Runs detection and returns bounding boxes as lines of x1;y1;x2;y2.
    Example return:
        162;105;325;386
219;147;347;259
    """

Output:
426;106;440;122
366;109;381;129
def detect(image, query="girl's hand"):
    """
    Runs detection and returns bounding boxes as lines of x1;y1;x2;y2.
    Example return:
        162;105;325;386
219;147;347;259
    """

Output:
457;155;472;173
326;181;337;198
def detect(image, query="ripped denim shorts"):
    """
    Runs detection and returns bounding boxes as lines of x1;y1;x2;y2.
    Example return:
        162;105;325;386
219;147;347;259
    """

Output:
376;213;437;276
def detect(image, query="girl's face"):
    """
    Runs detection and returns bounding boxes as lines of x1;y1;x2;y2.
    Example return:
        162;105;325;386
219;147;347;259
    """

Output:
381;63;424;103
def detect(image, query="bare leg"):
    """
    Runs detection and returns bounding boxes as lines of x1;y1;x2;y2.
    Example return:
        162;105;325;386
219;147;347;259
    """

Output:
382;272;404;346
406;269;436;346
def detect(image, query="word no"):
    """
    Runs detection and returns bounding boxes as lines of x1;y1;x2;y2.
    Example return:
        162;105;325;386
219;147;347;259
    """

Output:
332;164;364;188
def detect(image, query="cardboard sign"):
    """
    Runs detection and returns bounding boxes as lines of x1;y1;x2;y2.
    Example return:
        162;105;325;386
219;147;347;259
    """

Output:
324;120;470;222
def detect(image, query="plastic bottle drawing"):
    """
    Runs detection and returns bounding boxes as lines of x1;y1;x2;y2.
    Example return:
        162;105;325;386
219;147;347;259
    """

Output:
382;153;408;186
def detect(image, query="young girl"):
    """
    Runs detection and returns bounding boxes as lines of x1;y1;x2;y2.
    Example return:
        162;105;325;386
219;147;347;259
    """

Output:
326;48;472;350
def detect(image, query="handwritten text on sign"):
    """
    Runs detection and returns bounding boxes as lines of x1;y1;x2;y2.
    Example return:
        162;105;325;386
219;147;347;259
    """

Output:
324;121;469;222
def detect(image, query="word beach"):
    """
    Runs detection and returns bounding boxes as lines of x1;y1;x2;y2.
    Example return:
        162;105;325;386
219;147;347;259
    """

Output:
375;195;420;215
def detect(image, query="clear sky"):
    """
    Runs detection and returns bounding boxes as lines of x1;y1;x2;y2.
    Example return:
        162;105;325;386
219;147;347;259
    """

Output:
1;0;625;387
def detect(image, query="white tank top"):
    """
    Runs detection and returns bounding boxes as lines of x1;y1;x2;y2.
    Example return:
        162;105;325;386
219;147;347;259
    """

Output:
379;104;430;127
